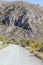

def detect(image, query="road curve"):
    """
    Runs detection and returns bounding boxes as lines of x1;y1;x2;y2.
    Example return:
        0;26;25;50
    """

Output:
0;44;43;65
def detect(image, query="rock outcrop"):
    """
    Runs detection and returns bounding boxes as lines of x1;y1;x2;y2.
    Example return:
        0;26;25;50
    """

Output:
0;1;43;41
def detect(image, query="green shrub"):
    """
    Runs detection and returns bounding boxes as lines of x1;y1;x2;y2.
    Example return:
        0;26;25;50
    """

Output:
29;41;35;48
29;40;43;51
7;40;14;44
7;39;16;44
19;39;30;46
19;39;43;52
39;43;43;51
0;36;6;44
19;39;26;45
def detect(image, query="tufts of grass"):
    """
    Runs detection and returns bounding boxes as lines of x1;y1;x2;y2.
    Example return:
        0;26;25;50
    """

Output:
0;36;6;44
7;39;16;44
29;40;43;51
0;36;8;50
0;44;8;50
19;39;43;52
7;40;14;44
19;39;30;46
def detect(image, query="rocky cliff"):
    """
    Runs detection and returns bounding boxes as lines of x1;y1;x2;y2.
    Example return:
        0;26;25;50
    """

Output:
0;1;43;42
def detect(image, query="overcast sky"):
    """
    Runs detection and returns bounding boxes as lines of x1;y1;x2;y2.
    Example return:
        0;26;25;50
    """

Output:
2;0;43;6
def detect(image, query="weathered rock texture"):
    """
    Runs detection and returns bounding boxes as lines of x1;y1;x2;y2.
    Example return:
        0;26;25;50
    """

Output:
0;1;43;42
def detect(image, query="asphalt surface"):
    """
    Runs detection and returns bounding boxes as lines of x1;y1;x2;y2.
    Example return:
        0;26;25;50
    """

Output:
0;44;43;65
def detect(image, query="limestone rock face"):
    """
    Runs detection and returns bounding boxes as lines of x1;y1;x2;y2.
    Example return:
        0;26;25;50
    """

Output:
0;1;43;41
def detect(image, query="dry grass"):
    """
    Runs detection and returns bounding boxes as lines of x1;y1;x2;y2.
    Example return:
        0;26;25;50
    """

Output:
0;44;8;50
19;39;43;60
26;46;43;60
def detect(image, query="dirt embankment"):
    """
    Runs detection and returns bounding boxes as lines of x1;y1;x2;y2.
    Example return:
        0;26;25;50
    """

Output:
26;46;43;60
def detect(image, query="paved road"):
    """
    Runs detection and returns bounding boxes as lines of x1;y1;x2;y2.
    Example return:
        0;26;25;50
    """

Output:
0;44;43;65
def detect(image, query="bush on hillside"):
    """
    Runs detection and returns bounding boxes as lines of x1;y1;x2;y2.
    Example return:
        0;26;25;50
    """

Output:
0;36;6;44
19;39;43;52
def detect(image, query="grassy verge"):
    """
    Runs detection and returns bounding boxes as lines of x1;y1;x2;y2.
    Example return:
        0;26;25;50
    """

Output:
26;46;43;60
19;39;43;60
0;36;8;50
0;36;6;44
0;44;8;50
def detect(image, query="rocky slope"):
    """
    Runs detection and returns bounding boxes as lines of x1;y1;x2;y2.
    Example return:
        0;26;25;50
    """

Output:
0;1;43;42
